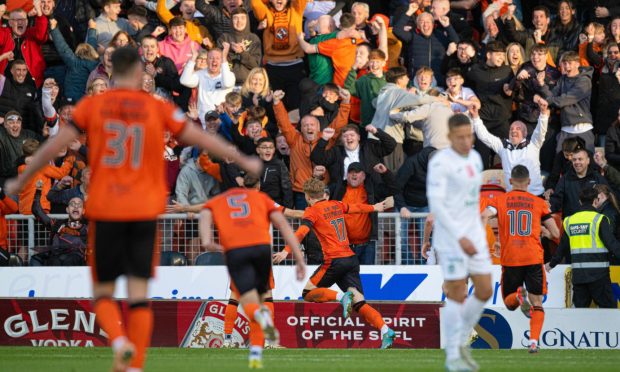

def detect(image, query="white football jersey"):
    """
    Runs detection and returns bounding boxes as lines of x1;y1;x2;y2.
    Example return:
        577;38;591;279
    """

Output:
426;147;488;254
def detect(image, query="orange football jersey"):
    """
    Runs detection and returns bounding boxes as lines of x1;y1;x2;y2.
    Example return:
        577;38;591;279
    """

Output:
487;190;552;266
203;188;279;251
303;200;374;263
71;89;185;220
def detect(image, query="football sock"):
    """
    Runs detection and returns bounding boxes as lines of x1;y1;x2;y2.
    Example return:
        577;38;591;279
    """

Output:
93;298;125;346
127;302;153;370
380;324;390;336
224;299;239;335
355;302;386;331
459;295;486;346
263;298;275;325
444;299;463;361
249;345;263;359
248;321;265;348
530;306;545;343
302;288;338;303
503;292;520;311
242;303;261;322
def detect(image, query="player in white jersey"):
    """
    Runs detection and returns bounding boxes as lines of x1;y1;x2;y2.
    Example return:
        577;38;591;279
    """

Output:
427;112;493;372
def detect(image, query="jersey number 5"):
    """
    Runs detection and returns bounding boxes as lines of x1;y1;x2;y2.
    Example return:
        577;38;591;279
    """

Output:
330;217;347;242
507;210;532;236
227;194;250;218
103;122;145;169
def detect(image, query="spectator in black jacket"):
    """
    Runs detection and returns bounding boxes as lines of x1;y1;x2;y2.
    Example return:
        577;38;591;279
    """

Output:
551;0;582;56
195;0;252;41
256;137;293;208
501;5;561;63
0;60;45;134
595;43;620;138
395;146;435;265
393;9;459;85
440;39;478;83
0;111;40;186
310;124;396;192
140;35;186;104
550;148;608;218
466;41;514;168
30;182;87;266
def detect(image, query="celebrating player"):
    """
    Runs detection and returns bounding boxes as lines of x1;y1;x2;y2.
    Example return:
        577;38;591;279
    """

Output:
275;177;396;349
482;165;560;353
199;174;305;368
4;47;262;372
427;113;493;372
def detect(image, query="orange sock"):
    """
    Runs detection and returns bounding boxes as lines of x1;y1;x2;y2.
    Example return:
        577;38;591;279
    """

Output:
303;288;338;303
503;292;519;310
530;306;545;342
356;303;386;331
242;303;260;322
93;298;125;344
263;299;275;325
127;305;153;369
248;320;265;348
224;300;239;335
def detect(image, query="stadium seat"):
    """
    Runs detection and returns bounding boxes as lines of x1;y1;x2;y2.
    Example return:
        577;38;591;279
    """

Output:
195;252;225;266
160;251;189;266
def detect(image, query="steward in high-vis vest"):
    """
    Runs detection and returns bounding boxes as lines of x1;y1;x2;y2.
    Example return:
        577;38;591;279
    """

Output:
546;187;620;308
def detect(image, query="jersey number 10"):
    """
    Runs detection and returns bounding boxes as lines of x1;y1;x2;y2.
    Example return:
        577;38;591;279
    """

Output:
507;210;532;236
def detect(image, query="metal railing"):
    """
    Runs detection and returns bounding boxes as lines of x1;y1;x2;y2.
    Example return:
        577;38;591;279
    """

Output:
5;213;430;265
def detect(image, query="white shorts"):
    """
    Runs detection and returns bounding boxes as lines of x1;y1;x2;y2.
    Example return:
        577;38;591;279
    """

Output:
436;248;492;281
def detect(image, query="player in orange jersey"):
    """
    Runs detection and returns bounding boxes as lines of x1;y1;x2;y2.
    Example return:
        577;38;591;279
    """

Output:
5;47;262;372
482;165;560;353
200;174;305;369
276;177;396;349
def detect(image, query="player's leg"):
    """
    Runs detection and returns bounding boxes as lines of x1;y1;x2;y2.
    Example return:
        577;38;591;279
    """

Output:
89;221;135;372
125;221;159;372
223;286;240;347
302;262;346;303
524;264;547;353
501;266;527;312
338;257;395;349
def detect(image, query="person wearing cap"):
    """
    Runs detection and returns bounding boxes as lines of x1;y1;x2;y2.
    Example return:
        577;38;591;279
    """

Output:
204;110;222;134
0;111;40;186
466;40;515;169
94;0;137;49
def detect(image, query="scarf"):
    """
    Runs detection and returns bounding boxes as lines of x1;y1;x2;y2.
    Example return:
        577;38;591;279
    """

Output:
272;8;291;50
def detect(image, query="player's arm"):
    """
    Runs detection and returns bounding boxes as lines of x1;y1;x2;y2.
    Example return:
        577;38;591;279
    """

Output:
199;208;223;251
542;214;560;241
177;122;262;177
421;213;434;259
345;200;385;214
4;125;79;195
270;211;306;281
282;208;304;219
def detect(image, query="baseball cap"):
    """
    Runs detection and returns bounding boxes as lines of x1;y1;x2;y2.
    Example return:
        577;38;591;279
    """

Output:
347;162;363;173
205;111;220;121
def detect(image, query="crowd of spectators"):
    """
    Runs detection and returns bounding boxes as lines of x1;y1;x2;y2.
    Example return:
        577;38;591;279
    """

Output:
0;0;619;267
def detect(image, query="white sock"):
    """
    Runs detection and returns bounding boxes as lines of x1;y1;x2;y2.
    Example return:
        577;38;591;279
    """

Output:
336;292;344;301
444;299;463;361
459;295;486;346
111;336;128;352
249;346;263;358
530;339;538;346
127;368;142;372
381;325;390;336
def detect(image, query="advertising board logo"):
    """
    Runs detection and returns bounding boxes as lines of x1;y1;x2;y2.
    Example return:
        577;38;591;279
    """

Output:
471;309;512;349
361;274;428;301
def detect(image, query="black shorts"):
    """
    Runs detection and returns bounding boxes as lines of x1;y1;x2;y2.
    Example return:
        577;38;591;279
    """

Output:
225;245;272;296
88;220;159;282
310;255;363;294
501;264;547;297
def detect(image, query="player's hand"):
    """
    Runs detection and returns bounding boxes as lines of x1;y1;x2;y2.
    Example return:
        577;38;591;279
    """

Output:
295;262;306;281
272;90;285;105
272;250;289;264
421;241;431;259
459;237;477;256
238;156;263;178
544;262;552;272
373;163;388;174
321;127;335;141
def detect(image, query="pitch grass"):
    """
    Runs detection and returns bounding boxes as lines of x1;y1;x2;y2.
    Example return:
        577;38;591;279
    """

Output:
1;347;620;371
